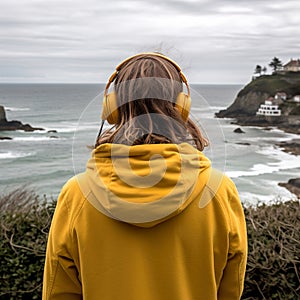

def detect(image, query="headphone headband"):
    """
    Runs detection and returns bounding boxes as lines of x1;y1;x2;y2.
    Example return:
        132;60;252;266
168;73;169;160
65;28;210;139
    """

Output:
105;52;190;96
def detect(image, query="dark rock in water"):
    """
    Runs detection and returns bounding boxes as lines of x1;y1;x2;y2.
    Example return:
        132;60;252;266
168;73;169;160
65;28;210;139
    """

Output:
22;123;44;132
50;135;59;139
288;178;300;189
279;178;300;198
0;136;12;140
234;127;245;133
0;105;44;132
276;139;300;156
48;130;57;133
236;142;250;146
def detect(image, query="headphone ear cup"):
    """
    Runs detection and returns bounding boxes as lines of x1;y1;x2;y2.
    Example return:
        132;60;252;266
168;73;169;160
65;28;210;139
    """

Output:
102;92;119;124
175;92;191;121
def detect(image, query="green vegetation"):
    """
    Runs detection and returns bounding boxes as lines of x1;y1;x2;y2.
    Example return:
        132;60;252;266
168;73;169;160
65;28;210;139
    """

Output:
279;101;300;115
243;200;300;299
238;72;300;98
0;189;56;300
0;189;299;299
269;57;283;72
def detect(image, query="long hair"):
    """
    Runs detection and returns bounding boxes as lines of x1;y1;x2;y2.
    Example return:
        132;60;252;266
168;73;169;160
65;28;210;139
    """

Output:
96;53;208;151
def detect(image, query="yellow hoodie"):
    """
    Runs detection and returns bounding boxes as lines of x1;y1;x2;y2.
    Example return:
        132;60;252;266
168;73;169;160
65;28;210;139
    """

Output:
43;143;247;300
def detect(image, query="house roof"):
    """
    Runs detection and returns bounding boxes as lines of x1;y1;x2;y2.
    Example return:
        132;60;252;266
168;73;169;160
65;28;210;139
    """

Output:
284;59;300;68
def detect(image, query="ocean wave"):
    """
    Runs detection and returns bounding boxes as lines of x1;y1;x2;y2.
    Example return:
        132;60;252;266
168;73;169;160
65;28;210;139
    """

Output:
239;190;296;206
192;106;227;112
245;136;296;143
13;136;61;142
5;106;30;111
45;123;100;133
226;146;300;178
0;151;35;159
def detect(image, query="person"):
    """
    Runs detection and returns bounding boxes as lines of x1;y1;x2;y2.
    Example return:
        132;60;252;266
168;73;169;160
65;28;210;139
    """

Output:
43;52;247;300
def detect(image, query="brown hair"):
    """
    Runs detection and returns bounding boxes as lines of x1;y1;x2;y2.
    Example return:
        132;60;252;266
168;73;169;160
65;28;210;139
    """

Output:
96;53;208;151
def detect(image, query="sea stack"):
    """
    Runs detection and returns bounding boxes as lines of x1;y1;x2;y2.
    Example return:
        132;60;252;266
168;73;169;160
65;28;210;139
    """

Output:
0;105;44;132
0;105;7;123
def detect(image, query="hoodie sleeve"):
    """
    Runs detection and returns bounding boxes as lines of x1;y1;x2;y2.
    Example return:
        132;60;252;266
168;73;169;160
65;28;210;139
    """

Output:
218;181;248;300
43;183;82;300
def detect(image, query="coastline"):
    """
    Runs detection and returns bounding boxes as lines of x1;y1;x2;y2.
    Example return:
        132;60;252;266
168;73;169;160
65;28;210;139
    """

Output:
276;139;300;156
229;115;300;135
277;139;300;198
223;115;300;198
278;179;300;198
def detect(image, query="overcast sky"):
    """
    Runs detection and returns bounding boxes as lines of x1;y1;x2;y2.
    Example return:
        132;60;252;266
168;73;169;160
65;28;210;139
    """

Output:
0;0;299;84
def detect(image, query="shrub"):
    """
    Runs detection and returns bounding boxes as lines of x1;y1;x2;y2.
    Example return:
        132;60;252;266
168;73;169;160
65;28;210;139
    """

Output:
0;189;56;299
0;189;299;299
242;200;300;299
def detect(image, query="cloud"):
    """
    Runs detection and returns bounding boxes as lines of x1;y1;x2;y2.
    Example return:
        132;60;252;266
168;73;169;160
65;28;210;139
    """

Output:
0;0;299;83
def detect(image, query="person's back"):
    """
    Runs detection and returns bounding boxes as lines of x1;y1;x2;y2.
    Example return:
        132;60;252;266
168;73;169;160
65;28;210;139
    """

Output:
43;53;247;300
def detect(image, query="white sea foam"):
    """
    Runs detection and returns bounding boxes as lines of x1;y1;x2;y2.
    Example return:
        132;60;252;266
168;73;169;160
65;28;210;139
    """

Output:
192;106;227;112
0;151;35;159
240;192;276;204
226;146;300;178
245;136;296;143
13;136;61;142
5;106;30;111
45;123;100;133
240;186;297;206
49;127;76;133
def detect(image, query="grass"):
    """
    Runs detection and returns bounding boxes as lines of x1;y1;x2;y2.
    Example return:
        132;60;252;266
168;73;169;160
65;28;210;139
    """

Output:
238;72;300;98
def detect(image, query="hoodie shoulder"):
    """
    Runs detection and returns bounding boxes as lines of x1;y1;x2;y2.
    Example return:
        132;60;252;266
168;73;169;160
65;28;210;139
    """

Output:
57;175;87;227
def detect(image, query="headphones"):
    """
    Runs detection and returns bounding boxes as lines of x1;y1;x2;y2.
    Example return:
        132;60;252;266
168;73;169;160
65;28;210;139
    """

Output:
101;52;191;124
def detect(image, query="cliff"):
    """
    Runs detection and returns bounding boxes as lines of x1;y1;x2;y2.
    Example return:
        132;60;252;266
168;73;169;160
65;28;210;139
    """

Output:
216;72;300;134
216;73;300;198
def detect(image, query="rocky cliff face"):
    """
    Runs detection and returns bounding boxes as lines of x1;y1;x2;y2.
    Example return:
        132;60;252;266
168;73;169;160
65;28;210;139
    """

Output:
216;72;300;119
216;91;270;118
215;73;300;134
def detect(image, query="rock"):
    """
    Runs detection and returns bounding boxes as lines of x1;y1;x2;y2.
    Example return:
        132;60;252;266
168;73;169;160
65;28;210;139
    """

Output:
50;135;59;139
0;136;12;140
279;178;300;198
288;178;300;189
0;105;44;132
233;127;245;133
0;105;7;122
276;140;300;156
47;130;57;133
22;124;44;132
236;142;250;146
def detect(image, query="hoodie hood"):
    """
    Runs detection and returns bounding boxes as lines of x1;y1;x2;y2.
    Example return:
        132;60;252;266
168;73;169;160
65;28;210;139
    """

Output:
77;143;211;227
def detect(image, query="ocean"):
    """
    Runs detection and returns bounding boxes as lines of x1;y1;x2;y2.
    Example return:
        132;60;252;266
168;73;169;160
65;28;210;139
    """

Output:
0;83;299;206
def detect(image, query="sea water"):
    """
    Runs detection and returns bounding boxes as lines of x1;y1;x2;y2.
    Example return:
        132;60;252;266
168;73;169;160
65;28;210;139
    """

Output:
0;83;299;205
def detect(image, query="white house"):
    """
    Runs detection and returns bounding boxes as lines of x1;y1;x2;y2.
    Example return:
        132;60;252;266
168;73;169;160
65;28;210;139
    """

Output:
274;92;287;101
283;59;300;72
256;99;281;116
